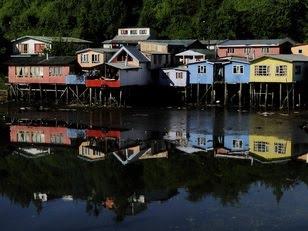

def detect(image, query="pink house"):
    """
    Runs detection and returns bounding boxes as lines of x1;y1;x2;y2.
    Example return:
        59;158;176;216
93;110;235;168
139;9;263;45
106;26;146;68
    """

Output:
8;56;76;84
10;125;71;145
217;38;295;59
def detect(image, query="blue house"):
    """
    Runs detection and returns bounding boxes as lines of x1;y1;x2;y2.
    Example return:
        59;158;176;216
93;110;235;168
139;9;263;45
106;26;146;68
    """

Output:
217;111;250;153
186;111;215;151
223;57;250;84
187;60;213;85
187;59;230;85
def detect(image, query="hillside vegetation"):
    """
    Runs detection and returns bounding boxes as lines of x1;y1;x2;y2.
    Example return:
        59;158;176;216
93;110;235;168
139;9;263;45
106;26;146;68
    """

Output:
0;0;306;44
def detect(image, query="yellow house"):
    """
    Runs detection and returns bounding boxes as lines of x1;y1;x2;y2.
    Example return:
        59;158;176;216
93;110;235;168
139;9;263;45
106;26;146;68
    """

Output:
291;44;308;56
249;135;292;161
76;48;118;69
250;54;308;83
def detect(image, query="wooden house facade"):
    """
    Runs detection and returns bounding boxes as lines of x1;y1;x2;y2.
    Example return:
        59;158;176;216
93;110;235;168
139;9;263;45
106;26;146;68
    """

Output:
217;38;295;59
12;36;92;55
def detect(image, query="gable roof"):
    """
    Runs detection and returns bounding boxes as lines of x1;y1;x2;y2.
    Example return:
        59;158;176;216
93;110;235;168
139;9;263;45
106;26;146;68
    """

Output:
6;56;75;66
12;36;92;44
176;49;210;56
76;48;119;54
218;38;295;47
222;56;251;64
109;46;149;63
251;54;308;63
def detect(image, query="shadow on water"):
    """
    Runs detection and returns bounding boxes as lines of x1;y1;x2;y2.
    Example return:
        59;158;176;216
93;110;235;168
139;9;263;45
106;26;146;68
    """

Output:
1;106;308;228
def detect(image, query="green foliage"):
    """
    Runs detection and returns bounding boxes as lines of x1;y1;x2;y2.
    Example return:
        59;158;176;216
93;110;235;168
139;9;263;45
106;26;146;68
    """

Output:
0;0;304;42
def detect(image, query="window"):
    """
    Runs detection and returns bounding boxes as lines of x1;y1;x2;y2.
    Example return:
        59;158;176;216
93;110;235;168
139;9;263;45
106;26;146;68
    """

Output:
275;65;287;76
34;44;45;54
49;67;62;76
244;48;251;54
139;29;148;35
32;132;45;143
50;134;64;144
254;65;270;76
227;48;234;54
253;141;269;152
92;54;100;63
299;49;303;54
295;65;302;75
261;47;270;54
197;65;206;73
130;29;138;35
120;29;128;35
197;137;206;146
233;139;243;149
233;65;244;74
30;67;43;77
176;72;183;79
19;44;28;53
274;143;286;154
81;54;89;63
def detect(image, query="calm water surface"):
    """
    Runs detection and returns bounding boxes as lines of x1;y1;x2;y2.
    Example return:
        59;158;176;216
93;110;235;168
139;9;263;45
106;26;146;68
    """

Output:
1;107;308;230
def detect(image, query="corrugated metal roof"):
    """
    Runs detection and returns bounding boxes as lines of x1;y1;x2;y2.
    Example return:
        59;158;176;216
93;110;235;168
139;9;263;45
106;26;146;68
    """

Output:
76;48;119;54
255;54;308;62
107;62;140;70
201;40;226;45
143;39;199;47
219;38;295;47
111;35;151;43
12;36;93;44
124;46;150;62
6;56;75;66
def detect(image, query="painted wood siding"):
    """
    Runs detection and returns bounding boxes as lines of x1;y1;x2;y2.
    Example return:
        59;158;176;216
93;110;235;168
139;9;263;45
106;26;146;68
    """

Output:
250;58;294;83
224;61;250;84
9;65;70;84
188;133;213;150
188;62;214;84
291;45;308;56
13;39;49;55
159;69;187;87
218;47;280;59
77;51;106;68
119;63;151;86
10;125;71;145
249;135;292;160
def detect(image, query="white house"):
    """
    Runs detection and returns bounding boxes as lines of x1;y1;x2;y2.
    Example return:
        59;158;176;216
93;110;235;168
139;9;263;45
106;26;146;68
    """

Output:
159;66;188;87
12;36;92;55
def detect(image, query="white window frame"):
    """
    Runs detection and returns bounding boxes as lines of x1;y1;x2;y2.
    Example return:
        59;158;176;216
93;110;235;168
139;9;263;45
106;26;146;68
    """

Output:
176;72;183;79
254;65;270;76
92;54;100;63
233;139;243;150
261;47;270;54
197;65;206;74
275;65;287;76
244;48;251;55
233;65;244;74
253;141;269;152
49;66;62;76
81;54;89;63
274;143;286;154
227;48;234;54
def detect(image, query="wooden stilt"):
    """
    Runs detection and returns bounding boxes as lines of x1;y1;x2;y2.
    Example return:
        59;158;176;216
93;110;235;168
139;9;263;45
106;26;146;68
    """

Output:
239;83;242;108
89;88;92;106
279;83;282;109
265;84;268;110
292;83;295;110
224;83;227;106
119;89;122;107
197;83;200;106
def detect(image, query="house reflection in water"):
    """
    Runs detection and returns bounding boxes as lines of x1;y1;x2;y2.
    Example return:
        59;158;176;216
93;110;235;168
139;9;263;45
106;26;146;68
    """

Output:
249;115;308;163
